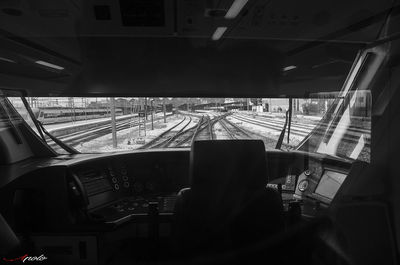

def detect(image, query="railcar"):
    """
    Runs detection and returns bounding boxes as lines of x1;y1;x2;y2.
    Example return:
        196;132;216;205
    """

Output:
35;107;123;124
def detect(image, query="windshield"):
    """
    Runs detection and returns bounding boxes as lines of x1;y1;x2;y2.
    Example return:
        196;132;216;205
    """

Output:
8;95;371;161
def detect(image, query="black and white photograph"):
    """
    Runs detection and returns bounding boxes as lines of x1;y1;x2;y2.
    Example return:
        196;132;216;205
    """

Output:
0;0;399;264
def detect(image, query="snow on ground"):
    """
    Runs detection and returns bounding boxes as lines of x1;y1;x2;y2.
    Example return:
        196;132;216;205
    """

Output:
226;115;302;150
46;112;172;133
77;113;196;153
235;110;323;121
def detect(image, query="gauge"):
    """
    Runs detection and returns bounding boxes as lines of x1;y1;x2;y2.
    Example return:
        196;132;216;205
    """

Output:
122;175;129;182
111;177;118;183
298;179;309;192
123;182;130;188
304;170;311;176
114;184;120;190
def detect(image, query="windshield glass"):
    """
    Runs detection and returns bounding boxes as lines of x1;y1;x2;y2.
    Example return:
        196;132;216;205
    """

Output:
9;95;371;161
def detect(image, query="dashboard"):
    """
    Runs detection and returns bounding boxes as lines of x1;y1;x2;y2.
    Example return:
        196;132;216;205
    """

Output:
292;156;350;203
0;149;353;234
267;152;351;217
67;151;190;226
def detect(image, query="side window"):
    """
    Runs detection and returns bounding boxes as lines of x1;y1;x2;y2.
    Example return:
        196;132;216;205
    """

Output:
7;97;68;154
7;97;40;136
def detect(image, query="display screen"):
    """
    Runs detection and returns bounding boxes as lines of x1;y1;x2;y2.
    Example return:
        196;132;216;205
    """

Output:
314;170;347;200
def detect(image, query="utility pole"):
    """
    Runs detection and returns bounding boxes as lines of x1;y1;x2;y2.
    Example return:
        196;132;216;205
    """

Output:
72;99;76;122
144;98;148;120
137;98;146;144
151;100;154;130
163;98;166;123
110;97;117;148
82;98;87;120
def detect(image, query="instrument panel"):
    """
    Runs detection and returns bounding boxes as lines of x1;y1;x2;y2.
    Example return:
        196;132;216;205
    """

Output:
67;151;352;223
68;151;190;224
0;148;356;236
292;157;350;205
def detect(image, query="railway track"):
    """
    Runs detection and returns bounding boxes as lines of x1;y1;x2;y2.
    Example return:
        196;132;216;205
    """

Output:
47;109;369;153
48;114;173;149
161;115;214;148
170;114;229;147
144;114;228;149
140;116;193;149
217;118;252;139
230;113;370;146
163;116;207;148
48;119;132;149
234;113;370;136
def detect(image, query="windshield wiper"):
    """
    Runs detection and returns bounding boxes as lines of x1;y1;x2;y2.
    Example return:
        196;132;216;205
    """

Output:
21;97;79;154
37;121;79;154
275;98;292;150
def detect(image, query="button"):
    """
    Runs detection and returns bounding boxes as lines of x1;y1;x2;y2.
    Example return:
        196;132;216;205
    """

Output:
114;184;120;190
304;170;311;176
123;182;130;188
112;177;117;183
122;176;129;181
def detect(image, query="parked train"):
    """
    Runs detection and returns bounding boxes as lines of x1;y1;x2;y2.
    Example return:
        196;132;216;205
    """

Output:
33;107;123;124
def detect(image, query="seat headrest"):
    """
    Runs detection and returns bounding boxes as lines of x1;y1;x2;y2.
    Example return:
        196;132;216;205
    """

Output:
190;140;267;193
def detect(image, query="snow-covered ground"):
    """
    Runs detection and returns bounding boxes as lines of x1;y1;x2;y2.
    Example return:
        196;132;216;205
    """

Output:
77;114;197;153
235;110;323;121
46;112;172;133
226;115;303;149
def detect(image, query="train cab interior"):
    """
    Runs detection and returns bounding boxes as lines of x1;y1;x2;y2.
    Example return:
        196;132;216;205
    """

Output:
1;0;400;264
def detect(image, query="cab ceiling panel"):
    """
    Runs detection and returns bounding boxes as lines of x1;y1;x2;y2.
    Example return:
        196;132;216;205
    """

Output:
65;38;283;98
0;36;76;95
177;0;393;45
0;0;81;62
230;0;392;42
78;0;175;36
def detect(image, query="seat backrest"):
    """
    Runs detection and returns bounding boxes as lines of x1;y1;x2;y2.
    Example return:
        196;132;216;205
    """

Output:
190;139;267;201
174;140;284;257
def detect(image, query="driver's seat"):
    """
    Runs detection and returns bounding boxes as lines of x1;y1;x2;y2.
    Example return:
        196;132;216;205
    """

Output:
173;140;284;258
